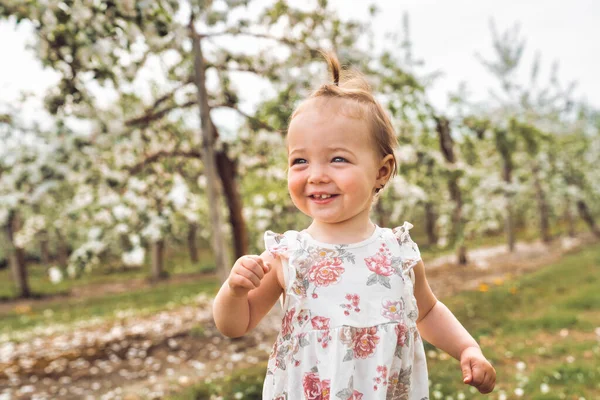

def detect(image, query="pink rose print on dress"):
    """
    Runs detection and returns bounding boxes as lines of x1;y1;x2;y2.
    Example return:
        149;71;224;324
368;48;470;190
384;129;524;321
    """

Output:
395;323;409;347
303;371;324;400
351;327;380;359
381;299;403;321
311;316;330;330
393;323;410;359
365;243;401;289
341;326;380;361
321;379;331;400
340;293;361;316
281;308;296;338
373;365;388;391
296;309;311;327
351;391;363;400
311;316;332;349
307;257;345;297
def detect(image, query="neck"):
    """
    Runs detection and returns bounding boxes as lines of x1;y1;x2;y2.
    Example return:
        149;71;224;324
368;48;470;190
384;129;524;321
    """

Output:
306;212;376;245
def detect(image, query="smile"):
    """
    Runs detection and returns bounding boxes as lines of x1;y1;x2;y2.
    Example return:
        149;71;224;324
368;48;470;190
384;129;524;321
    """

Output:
309;194;339;203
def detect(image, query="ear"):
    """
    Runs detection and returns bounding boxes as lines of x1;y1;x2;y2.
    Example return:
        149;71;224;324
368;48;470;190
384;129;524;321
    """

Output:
376;154;395;186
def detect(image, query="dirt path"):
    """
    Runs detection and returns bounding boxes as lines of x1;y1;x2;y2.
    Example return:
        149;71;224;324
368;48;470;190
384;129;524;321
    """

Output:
0;234;595;399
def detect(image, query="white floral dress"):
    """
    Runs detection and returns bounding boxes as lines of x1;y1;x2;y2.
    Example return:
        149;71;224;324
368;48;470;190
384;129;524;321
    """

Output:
263;223;429;400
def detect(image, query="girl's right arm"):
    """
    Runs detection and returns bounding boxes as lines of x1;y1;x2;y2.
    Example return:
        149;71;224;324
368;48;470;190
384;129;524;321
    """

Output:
212;251;284;338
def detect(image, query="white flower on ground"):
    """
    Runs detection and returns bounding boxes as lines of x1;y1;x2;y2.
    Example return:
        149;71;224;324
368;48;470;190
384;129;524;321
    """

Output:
515;388;524;397
540;383;550;394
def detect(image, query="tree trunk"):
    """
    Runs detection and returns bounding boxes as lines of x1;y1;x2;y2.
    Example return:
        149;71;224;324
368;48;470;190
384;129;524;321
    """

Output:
5;211;31;298
531;162;551;243
216;149;248;259
576;199;600;238
424;202;438;246
188;223;199;264
496;129;516;252
55;228;69;268
151;240;167;281
435;116;467;265
502;157;516;252
503;184;516;252
40;230;51;267
190;18;231;283
564;197;576;237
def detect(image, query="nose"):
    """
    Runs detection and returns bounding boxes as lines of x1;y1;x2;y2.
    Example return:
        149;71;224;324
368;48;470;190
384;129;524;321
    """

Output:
308;163;331;184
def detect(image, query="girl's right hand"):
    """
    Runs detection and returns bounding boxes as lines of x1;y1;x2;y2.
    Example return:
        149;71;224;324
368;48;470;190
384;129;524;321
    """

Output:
227;255;271;297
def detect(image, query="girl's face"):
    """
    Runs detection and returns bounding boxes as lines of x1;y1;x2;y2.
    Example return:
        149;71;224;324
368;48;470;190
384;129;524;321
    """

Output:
287;98;390;228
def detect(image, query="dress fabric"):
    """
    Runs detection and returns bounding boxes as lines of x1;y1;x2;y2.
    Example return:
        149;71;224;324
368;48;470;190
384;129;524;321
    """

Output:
262;223;429;400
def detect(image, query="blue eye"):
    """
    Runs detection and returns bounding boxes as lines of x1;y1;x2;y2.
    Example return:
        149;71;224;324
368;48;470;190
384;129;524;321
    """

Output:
291;158;307;165
332;157;347;163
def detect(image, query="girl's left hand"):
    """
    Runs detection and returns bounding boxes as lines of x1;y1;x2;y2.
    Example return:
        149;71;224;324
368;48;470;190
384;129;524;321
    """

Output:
460;346;496;394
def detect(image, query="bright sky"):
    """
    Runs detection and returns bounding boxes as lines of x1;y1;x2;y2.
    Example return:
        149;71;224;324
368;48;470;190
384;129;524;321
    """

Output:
1;0;598;125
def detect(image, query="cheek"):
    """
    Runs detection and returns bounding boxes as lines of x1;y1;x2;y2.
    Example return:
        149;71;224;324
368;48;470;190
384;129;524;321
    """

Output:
287;172;304;196
339;171;372;193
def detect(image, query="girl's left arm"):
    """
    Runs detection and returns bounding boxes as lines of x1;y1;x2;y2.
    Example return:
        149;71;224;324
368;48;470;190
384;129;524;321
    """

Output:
413;260;496;394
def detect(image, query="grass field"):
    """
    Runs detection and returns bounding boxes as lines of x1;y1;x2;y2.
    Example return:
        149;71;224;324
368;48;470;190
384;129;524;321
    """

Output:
0;246;216;299
170;244;600;399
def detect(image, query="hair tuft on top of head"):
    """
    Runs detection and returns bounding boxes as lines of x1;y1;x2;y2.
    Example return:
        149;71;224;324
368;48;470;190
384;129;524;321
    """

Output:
321;50;341;86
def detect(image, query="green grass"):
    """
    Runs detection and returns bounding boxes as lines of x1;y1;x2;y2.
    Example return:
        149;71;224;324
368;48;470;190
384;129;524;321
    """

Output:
0;247;216;300
425;244;600;398
170;364;267;400
0;276;219;337
168;243;600;399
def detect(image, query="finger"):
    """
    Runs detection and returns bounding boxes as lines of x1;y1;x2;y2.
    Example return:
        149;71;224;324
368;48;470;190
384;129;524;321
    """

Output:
246;255;270;275
235;265;262;287
470;364;485;387
246;255;265;269
461;359;472;384
480;371;496;394
227;274;254;292
262;261;272;274
478;372;493;394
241;258;266;280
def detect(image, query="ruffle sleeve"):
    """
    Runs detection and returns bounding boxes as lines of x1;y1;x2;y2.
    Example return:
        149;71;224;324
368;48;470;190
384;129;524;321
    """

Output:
392;221;422;273
264;231;291;260
264;230;296;308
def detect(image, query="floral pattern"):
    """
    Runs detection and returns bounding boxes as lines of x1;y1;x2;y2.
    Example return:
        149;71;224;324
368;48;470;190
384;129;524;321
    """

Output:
365;242;403;288
340;293;361;316
263;224;428;399
308;258;345;287
381;299;404;321
303;371;326;400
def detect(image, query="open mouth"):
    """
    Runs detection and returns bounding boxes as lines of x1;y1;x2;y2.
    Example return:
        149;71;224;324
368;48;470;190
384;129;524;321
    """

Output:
308;194;338;204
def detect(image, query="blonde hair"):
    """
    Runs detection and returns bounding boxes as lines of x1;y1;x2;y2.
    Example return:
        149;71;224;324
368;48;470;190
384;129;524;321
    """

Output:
290;52;399;183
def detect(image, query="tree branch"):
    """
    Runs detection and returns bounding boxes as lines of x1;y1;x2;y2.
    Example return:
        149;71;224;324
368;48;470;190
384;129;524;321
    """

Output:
201;30;316;53
128;150;201;175
214;104;283;135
